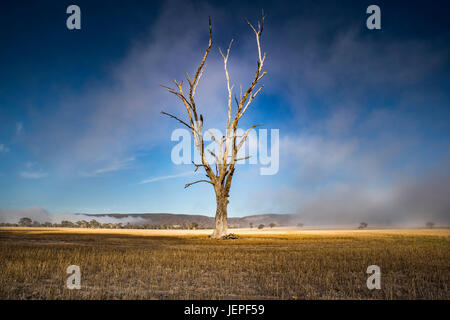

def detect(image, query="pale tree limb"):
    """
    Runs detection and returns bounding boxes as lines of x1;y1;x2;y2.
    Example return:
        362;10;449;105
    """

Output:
161;17;217;185
160;111;192;130
185;180;213;189
191;161;207;173
222;10;266;180
235;124;263;152
235;156;252;162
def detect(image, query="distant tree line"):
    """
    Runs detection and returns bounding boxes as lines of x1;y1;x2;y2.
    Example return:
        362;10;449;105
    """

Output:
0;217;439;230
0;217;205;230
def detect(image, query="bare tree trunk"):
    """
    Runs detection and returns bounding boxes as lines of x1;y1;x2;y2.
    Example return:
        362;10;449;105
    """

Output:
211;190;228;238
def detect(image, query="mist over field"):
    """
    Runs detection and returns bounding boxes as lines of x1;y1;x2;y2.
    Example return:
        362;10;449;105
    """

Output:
295;158;450;227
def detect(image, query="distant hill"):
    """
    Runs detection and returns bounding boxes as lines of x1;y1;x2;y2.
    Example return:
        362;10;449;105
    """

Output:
81;213;298;228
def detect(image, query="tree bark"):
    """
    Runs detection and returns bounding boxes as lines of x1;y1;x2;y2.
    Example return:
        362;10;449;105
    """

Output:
211;191;228;239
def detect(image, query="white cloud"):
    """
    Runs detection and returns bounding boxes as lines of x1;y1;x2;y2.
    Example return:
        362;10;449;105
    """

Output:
16;122;23;135
280;133;358;183
25;161;35;169
19;162;48;179
139;171;194;184
80;157;135;177
19;170;48;179
0;144;9;153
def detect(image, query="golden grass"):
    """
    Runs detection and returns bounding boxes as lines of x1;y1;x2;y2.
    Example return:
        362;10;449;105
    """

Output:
0;227;448;299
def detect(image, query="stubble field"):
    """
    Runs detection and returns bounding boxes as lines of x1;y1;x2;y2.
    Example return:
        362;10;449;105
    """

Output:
0;227;448;299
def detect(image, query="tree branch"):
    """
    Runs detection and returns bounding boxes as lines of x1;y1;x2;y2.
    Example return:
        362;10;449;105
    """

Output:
161;111;192;130
235;124;263;153
185;180;213;189
191;161;207;173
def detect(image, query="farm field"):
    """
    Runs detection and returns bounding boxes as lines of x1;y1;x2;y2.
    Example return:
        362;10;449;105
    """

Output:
0;227;449;299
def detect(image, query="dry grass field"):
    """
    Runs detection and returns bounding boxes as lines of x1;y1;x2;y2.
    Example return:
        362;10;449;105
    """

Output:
0;227;448;300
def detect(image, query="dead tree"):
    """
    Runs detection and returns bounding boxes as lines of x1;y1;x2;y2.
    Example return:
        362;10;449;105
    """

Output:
162;12;267;239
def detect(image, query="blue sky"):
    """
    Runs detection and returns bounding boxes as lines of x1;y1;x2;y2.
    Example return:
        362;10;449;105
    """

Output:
0;0;449;225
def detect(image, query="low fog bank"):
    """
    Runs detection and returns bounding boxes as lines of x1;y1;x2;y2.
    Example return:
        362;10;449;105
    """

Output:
296;162;450;228
0;206;447;229
0;208;146;225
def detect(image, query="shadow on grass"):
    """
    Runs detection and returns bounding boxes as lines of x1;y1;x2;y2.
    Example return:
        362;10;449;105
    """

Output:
0;229;199;249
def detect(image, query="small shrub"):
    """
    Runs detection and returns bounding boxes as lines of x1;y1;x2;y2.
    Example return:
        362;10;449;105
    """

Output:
221;233;239;240
358;222;368;229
